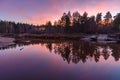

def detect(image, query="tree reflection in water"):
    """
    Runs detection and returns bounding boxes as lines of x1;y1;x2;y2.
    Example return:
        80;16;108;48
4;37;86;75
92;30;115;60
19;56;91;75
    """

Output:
45;41;120;64
0;40;120;64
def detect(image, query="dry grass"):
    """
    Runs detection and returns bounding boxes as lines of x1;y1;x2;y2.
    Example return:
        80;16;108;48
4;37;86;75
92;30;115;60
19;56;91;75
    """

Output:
21;33;84;40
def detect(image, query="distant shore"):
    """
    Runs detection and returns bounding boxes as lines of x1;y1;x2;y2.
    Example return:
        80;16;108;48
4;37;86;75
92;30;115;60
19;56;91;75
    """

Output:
0;33;119;48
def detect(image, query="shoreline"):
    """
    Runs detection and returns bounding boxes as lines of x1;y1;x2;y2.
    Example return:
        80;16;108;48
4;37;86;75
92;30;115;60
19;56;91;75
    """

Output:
21;34;85;40
0;33;119;48
0;33;84;48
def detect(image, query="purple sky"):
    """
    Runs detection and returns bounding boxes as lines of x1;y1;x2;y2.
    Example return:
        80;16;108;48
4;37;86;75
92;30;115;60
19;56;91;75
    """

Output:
0;0;120;25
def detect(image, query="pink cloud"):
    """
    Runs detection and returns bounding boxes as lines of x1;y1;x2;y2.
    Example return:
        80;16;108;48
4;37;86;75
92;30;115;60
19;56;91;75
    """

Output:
0;0;119;25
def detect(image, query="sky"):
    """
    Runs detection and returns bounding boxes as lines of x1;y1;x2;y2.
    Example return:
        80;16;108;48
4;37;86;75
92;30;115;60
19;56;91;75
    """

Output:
0;0;120;25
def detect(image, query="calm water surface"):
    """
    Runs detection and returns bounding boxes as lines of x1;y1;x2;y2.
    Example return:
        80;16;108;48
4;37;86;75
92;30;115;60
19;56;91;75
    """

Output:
0;40;120;80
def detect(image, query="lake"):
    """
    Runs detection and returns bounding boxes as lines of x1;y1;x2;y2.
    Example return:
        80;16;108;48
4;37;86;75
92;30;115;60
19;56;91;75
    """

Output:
0;40;120;80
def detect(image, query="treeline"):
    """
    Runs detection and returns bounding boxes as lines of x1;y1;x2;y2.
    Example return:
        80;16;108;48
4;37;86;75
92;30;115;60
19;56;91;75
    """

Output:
0;20;39;34
0;11;120;34
50;11;120;34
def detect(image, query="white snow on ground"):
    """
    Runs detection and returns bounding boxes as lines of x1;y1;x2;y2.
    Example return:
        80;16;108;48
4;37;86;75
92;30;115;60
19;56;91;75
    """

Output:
0;37;15;48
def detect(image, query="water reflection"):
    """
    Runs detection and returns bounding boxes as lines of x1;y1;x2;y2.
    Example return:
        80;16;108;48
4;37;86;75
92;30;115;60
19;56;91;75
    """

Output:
44;41;120;63
0;40;120;63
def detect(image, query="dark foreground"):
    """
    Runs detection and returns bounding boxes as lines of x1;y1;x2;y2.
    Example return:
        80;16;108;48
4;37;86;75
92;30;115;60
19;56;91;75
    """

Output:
0;39;120;80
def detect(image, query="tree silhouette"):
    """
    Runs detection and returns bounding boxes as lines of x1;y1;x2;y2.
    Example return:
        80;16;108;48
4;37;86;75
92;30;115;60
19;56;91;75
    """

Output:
113;13;120;31
72;11;81;33
0;11;120;34
60;12;71;33
81;12;88;33
96;13;102;25
87;16;96;33
104;11;112;25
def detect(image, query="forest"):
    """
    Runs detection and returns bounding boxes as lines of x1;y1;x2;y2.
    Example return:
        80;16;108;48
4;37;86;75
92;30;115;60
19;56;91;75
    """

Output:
0;11;120;34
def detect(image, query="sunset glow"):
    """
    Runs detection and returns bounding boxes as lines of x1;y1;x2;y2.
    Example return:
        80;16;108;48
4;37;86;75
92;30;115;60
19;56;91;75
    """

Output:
0;0;120;25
